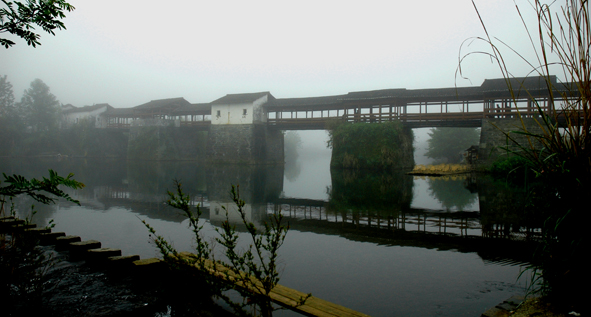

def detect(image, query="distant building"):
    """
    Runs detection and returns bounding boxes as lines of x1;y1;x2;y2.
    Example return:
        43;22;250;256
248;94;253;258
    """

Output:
61;103;113;128
210;92;274;125
463;145;479;164
102;97;210;128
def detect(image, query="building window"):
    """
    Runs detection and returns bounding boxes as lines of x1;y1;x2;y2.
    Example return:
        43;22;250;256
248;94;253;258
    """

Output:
243;109;247;115
216;110;221;117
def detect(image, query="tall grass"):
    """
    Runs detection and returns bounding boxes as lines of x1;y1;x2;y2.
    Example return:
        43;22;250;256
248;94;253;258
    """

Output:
459;0;590;312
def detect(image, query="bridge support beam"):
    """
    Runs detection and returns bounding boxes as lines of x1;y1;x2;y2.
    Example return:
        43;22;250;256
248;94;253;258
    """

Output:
478;118;545;165
206;124;284;164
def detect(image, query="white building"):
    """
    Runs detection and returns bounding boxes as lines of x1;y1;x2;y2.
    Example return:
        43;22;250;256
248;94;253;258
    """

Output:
210;92;274;125
62;103;113;128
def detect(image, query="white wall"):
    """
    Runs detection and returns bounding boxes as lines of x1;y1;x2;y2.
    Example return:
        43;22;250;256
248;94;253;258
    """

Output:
63;105;109;128
211;95;268;125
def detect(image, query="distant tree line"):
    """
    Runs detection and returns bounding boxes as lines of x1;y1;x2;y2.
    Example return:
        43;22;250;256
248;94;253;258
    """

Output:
425;127;480;164
0;75;107;156
1;75;61;133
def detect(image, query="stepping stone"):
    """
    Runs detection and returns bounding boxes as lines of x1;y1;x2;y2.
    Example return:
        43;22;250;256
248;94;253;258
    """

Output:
40;232;66;245
107;255;141;272
14;223;37;231
86;248;122;262
0;218;24;230
26;227;51;235
132;258;168;283
109;254;140;264
69;240;101;258
55;235;82;250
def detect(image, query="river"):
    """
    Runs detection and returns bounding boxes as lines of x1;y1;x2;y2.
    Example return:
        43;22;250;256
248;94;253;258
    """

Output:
1;142;537;316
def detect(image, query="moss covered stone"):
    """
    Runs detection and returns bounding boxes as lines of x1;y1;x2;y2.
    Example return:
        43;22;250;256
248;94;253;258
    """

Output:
328;121;414;170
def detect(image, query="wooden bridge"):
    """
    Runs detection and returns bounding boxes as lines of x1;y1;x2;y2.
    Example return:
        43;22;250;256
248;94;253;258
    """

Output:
103;76;578;130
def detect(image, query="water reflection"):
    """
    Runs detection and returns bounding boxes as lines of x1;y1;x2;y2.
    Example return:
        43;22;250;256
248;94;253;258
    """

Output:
0;158;543;247
0;157;540;317
427;176;478;211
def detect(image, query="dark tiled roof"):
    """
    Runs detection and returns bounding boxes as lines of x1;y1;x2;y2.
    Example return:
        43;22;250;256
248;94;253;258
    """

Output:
62;103;112;114
133;97;191;110
268;95;345;108
104;108;135;116
211;92;274;105
343;88;407;100
480;76;557;91
173;103;211;115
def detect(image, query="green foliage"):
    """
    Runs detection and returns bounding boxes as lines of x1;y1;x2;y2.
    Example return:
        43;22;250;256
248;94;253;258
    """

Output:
143;181;299;316
0;0;75;48
17;78;60;133
0;169;85;216
328;120;414;170
460;0;591;310
425;127;480;163
488;156;537;184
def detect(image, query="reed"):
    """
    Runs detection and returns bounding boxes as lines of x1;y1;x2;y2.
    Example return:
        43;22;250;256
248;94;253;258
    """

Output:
459;0;590;311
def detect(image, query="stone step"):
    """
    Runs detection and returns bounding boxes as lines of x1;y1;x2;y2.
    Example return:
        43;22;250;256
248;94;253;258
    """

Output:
86;248;122;262
55;235;82;250
108;255;141;266
25;227;52;235
40;232;66;245
69;240;102;259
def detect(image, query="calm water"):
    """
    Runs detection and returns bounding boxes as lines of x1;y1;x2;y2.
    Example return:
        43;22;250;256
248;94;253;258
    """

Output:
1;152;536;317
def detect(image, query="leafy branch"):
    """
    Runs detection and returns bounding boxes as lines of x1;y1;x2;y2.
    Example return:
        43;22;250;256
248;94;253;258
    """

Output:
1;0;75;48
0;169;85;216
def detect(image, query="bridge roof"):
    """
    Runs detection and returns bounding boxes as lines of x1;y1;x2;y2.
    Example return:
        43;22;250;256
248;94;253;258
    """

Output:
173;103;211;115
62;103;113;114
211;92;275;105
134;97;192;111
267;94;345;109
480;76;557;92
264;76;574;111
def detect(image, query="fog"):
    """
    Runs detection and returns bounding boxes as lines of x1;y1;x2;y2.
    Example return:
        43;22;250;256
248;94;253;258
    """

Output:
290;128;434;166
1;0;542;108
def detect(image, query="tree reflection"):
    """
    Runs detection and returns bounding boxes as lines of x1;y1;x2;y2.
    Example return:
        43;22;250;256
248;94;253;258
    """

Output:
328;169;413;218
427;177;477;211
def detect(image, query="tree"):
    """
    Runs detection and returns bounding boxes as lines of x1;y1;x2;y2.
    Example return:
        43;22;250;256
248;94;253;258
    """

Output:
0;74;14;116
17;78;60;132
284;131;303;160
0;0;75;48
0;74;22;152
425;127;480;163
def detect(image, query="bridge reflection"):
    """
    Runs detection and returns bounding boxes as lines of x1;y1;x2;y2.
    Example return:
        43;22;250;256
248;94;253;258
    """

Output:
3;158;541;266
38;159;541;244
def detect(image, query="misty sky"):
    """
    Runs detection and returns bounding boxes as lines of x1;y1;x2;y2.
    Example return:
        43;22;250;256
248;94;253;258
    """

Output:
2;0;543;108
